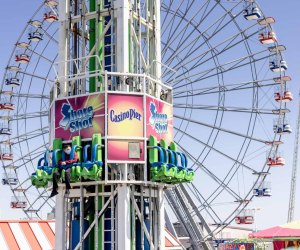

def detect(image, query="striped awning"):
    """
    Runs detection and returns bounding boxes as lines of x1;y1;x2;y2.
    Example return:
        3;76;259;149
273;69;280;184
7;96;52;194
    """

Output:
0;220;182;249
0;220;55;250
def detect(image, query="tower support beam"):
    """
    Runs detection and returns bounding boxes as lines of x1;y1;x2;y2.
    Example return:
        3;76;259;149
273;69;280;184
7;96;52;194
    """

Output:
287;92;300;222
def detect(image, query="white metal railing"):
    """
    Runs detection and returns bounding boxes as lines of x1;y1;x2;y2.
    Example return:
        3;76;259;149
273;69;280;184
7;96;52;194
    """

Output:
53;55;102;83
50;65;173;104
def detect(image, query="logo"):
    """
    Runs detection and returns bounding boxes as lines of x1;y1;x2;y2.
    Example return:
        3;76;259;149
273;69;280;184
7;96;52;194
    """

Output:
110;108;142;122
149;102;168;134
59;103;94;133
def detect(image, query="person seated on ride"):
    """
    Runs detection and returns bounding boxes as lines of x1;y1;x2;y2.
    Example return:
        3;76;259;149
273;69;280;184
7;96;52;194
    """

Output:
50;144;79;197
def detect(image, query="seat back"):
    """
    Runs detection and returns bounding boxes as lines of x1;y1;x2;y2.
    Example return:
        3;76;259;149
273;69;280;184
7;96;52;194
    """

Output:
83;144;91;163
52;149;62;167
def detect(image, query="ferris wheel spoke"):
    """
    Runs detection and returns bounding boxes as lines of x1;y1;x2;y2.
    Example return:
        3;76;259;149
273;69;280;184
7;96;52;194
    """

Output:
161;0;217;54
12;144;47;169
176;152;246;218
27;48;54;64
14;150;45;170
172;48;269;87
174;104;277;115
176;142;243;201
174;114;269;144
19;71;51;81
0;127;49;145
35;196;55;214
179;145;248;213
161;0;196;43
25;188;53;211
11;93;50;99
162;2;246;70
161;0;197;39
186;183;223;223
7;111;48;121
39;27;59;44
13;176;30;191
160;0;175;26
173;77;278;96
172;52;270;89
163;24;261;81
174;125;258;173
161;0;243;61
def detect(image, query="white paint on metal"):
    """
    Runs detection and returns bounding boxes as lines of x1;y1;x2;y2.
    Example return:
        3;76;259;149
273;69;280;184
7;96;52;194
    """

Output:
54;187;65;250
117;183;131;250
58;0;68;96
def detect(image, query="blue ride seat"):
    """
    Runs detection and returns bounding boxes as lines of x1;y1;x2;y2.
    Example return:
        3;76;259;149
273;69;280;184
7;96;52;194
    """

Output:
172;151;187;183
150;147;176;182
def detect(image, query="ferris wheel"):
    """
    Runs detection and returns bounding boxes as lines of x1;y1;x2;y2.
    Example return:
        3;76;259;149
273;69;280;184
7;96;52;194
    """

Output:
0;0;291;247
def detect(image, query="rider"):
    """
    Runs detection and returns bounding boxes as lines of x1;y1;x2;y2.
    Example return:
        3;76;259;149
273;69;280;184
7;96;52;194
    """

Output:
50;144;79;197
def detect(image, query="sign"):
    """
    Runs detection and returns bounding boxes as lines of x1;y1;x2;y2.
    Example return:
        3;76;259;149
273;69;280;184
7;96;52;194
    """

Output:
108;94;143;137
218;243;255;250
54;93;105;140
59;104;93;133
146;96;173;143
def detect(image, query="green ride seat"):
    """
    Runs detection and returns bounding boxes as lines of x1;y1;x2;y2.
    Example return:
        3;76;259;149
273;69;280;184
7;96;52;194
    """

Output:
185;167;195;182
80;144;103;180
31;151;55;188
180;153;195;182
31;173;48;188
148;135;195;184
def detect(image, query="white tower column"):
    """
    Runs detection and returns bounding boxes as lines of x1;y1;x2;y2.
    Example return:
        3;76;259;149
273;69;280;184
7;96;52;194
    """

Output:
116;162;131;250
58;0;69;97
115;0;130;73
55;0;68;247
154;0;162;81
158;187;165;249
54;186;65;250
114;1;131;248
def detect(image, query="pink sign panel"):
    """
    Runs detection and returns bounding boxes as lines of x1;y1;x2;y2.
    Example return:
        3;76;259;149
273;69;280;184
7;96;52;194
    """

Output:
54;93;105;141
146;96;173;143
108;94;144;137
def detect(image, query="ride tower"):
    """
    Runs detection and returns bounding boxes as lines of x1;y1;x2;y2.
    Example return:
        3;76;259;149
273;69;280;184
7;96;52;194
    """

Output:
51;0;176;249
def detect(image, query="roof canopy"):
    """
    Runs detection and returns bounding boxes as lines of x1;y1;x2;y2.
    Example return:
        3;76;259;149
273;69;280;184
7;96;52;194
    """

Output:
249;220;300;239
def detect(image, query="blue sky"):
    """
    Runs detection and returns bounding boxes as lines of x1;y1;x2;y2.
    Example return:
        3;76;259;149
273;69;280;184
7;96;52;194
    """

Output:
0;0;299;230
